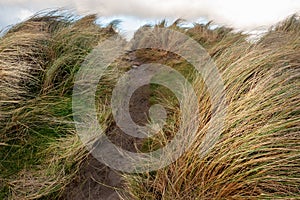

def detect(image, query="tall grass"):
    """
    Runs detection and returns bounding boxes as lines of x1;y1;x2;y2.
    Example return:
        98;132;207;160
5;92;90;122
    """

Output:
0;11;116;199
124;15;300;199
0;11;299;199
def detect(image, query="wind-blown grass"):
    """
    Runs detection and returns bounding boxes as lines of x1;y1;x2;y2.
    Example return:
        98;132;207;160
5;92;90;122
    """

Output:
0;11;116;199
0;11;299;199
124;15;300;199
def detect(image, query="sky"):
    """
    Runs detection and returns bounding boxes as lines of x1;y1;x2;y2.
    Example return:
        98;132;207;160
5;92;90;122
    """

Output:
0;0;299;38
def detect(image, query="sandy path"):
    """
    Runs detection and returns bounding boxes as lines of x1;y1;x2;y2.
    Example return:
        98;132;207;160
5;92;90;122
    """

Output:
61;84;150;199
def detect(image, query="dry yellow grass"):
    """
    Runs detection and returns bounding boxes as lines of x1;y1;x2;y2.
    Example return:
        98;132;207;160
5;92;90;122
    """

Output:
124;15;300;200
0;11;116;199
0;11;299;199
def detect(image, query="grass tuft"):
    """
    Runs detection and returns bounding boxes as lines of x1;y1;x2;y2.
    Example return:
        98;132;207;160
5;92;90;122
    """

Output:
0;11;299;199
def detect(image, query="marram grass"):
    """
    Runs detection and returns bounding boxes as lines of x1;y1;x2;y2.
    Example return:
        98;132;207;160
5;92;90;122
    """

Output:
0;11;116;199
123;15;300;200
0;11;299;199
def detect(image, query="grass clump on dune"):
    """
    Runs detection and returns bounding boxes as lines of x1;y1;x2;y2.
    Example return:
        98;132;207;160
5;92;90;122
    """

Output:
124;15;300;199
0;10;299;199
0;11;116;199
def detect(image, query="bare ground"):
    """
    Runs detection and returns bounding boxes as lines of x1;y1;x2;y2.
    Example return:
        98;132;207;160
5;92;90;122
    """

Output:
60;84;150;200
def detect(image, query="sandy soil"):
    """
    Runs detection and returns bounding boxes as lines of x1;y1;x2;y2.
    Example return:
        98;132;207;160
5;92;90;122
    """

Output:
61;84;150;200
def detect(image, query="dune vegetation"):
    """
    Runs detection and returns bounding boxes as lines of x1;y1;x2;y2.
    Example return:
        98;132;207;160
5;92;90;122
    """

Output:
0;10;299;199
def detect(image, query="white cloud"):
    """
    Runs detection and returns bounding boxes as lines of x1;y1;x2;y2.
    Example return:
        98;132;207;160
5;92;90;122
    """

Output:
0;6;34;30
18;9;33;21
0;0;299;31
71;0;300;30
205;0;300;29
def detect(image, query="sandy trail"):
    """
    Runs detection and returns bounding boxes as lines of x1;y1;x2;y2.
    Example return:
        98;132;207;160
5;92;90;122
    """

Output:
61;83;150;200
